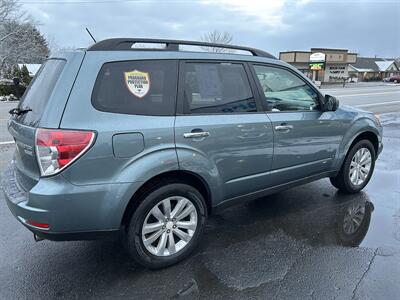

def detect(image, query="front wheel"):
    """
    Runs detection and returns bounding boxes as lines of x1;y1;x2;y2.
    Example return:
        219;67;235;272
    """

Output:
126;183;207;269
330;140;376;193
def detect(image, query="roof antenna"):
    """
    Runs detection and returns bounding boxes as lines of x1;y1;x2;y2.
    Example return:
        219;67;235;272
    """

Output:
86;27;97;43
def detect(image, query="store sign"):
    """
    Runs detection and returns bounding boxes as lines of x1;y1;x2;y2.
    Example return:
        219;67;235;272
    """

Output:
326;65;348;81
309;62;324;70
310;52;326;62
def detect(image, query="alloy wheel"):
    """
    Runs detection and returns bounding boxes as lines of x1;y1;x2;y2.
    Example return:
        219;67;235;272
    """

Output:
349;147;372;186
141;196;198;257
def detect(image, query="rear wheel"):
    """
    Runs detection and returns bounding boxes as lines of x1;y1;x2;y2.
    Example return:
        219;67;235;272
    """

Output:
330;140;376;193
125;183;207;269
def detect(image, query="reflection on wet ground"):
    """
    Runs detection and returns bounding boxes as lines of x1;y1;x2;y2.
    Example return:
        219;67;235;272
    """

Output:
0;113;399;299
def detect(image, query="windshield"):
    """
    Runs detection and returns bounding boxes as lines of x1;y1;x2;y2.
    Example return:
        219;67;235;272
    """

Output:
16;59;66;127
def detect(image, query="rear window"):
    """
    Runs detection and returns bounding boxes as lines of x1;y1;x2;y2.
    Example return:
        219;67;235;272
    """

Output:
17;59;66;127
92;60;178;116
182;62;256;114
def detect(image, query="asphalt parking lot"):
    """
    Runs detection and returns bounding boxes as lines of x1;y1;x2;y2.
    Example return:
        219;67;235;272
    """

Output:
0;91;399;299
322;83;400;114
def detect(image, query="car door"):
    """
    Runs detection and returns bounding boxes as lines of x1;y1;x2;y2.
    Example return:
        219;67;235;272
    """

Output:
174;61;274;203
250;64;342;185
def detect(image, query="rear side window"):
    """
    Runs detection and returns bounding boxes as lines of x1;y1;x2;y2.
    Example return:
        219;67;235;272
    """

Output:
182;62;256;114
92;60;178;116
17;59;66;127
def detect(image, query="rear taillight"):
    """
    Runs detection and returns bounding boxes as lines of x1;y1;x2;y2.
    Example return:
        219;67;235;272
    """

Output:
35;128;95;176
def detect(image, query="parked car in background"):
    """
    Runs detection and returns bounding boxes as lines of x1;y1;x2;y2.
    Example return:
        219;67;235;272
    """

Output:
383;75;400;83
2;38;383;269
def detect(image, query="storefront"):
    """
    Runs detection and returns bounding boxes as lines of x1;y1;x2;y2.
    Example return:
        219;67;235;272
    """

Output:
309;52;325;85
348;57;400;82
279;48;357;84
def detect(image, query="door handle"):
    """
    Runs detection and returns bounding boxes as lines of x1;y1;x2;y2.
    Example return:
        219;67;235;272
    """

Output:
275;125;293;131
183;131;210;138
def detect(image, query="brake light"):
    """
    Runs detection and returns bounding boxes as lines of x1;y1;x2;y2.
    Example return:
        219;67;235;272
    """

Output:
35;128;95;176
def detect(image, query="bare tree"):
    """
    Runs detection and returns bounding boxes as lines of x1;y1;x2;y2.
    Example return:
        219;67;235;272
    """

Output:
0;0;49;78
46;34;61;55
0;0;21;43
0;21;49;70
200;30;233;53
0;0;20;23
46;34;77;55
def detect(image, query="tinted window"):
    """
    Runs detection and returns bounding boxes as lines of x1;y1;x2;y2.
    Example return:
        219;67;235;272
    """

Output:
253;65;320;112
17;59;66;127
183;62;256;114
92;60;177;116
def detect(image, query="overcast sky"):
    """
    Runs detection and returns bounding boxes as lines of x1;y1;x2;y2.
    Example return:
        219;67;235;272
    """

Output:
21;0;400;58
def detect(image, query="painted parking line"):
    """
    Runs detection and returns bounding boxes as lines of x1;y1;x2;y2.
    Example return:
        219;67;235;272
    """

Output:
0;141;14;145
338;91;400;97
355;100;400;108
324;85;400;91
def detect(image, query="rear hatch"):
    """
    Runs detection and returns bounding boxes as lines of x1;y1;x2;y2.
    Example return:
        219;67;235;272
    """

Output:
8;52;84;191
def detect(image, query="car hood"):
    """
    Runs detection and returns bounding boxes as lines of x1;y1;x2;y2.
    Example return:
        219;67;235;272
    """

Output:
336;105;381;130
338;104;371;114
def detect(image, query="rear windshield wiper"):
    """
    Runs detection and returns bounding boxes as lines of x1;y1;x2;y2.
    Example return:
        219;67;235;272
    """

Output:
9;107;32;116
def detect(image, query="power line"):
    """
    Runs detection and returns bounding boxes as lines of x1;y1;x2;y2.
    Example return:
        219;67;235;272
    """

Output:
20;0;143;3
20;0;189;3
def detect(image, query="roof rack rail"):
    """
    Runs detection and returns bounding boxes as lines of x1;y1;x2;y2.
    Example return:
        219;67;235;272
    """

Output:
87;38;276;59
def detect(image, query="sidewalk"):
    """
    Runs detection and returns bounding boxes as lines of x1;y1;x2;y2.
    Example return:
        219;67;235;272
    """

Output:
320;81;399;89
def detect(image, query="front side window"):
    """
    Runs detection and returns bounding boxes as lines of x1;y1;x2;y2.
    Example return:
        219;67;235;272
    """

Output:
182;62;256;114
253;65;320;112
92;60;177;116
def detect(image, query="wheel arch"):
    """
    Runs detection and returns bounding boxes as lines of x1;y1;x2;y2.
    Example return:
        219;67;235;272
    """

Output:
334;129;380;172
121;170;212;228
348;131;379;155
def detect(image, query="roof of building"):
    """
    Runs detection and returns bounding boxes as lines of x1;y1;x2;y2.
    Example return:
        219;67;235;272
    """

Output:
350;57;399;72
280;48;354;54
310;47;349;52
375;60;395;71
18;64;41;76
0;78;14;85
279;50;311;54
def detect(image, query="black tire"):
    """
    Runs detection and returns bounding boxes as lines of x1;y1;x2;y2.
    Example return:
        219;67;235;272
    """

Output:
125;182;207;269
330;140;376;193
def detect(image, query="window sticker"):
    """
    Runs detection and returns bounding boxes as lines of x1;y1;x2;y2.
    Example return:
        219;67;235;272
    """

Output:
124;70;150;98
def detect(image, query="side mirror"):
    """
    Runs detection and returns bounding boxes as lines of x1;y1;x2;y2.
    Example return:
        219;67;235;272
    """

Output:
323;94;339;111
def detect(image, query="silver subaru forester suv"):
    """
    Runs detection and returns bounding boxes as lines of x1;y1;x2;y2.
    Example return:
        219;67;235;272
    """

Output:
2;38;383;268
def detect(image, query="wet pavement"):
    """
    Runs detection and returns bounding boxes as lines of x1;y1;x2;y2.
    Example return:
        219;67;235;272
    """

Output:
0;113;399;299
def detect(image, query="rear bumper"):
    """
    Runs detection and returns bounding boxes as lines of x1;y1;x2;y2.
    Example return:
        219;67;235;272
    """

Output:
4;195;121;241
27;227;121;241
2;162;141;241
